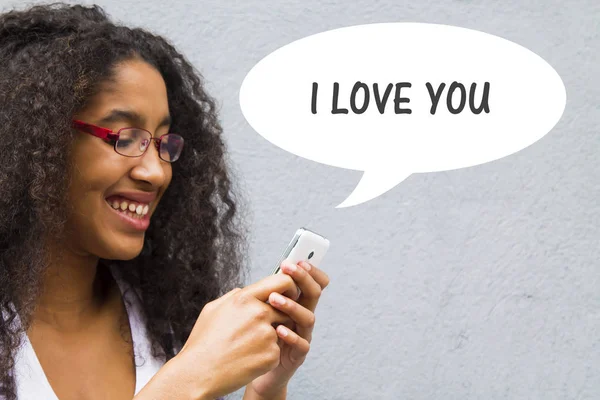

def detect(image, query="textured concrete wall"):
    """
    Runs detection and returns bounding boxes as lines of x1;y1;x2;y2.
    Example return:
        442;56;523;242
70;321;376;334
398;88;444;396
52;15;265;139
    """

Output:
1;0;597;399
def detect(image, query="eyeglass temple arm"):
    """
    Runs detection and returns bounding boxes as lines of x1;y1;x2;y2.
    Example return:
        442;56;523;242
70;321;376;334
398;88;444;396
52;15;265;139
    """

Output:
72;120;120;141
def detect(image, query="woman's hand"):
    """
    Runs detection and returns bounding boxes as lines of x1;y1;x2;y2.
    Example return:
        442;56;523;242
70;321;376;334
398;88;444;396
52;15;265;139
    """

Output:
154;273;301;400
244;260;330;400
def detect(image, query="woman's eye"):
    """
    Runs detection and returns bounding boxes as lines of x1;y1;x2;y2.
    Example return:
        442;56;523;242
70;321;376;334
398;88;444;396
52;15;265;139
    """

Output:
117;139;133;148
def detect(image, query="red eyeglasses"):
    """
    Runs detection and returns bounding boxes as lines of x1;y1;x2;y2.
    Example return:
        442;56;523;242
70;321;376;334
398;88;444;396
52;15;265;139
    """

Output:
71;120;184;163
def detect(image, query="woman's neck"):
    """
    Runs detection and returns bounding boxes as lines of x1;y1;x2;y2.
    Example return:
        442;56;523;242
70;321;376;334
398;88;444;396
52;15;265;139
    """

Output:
32;248;115;331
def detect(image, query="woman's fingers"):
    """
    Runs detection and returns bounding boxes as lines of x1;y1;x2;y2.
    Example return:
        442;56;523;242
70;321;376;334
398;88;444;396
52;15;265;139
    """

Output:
269;292;315;343
217;287;242;302
280;260;323;312
298;262;330;290
216;287;293;327
264;302;294;327
269;293;315;328
242;273;300;303
275;325;311;363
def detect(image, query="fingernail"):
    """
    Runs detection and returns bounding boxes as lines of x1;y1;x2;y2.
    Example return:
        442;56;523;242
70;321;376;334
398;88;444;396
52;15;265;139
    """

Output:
278;326;288;337
283;262;297;272
299;261;311;271
270;293;286;306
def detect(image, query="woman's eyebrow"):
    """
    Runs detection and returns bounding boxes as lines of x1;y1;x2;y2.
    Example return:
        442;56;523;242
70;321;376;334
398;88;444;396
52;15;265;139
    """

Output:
97;109;171;128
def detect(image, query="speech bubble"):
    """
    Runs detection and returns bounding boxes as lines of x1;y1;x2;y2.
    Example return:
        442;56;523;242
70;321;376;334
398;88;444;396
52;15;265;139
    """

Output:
239;23;566;208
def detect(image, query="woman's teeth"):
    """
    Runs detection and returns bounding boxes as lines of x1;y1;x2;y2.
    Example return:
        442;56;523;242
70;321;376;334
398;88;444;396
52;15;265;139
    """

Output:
109;200;150;219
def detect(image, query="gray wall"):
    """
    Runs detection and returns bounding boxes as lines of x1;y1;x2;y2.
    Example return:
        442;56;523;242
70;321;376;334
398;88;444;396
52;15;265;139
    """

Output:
2;1;598;399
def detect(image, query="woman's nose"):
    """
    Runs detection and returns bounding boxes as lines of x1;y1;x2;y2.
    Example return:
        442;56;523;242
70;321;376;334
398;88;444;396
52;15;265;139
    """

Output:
130;144;168;187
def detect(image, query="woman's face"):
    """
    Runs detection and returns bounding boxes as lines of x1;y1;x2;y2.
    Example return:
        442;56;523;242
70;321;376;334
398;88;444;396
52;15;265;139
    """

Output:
67;58;173;260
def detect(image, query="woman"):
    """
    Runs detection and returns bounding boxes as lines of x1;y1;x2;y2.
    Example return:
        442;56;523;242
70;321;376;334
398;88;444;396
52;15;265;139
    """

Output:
0;3;329;400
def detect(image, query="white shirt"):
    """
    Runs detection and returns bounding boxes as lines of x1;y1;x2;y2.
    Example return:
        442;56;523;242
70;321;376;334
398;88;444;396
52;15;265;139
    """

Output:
12;265;167;399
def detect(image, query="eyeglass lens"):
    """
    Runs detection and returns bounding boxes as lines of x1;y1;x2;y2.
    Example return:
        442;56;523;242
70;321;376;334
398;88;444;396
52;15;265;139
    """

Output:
115;128;184;162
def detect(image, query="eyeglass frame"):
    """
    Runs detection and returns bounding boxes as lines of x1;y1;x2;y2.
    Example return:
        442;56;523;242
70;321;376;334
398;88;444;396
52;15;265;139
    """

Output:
71;119;184;163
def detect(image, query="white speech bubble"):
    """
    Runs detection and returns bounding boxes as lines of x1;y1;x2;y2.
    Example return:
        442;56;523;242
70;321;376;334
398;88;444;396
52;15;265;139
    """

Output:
239;23;566;208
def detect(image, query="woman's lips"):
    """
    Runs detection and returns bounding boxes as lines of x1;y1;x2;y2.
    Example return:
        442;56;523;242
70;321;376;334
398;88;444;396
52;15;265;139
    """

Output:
104;191;158;232
106;191;157;204
105;199;151;231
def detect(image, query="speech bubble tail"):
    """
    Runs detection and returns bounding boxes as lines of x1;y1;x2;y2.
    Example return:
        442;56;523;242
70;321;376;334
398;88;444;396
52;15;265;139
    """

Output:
335;170;412;208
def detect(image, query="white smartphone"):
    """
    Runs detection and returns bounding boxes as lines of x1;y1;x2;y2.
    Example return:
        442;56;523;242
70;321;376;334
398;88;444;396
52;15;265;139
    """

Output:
271;228;330;275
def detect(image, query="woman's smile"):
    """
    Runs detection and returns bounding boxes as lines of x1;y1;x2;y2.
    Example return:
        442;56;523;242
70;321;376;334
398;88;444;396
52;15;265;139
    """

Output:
104;192;157;231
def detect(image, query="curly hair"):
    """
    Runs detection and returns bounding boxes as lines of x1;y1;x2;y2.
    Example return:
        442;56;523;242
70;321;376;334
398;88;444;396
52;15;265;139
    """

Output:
0;3;248;398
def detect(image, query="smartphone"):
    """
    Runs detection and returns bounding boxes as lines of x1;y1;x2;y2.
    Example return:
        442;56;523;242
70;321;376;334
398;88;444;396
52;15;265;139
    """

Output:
271;228;330;275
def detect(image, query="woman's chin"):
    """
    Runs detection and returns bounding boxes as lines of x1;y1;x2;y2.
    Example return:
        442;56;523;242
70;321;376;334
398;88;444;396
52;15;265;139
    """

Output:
102;240;145;261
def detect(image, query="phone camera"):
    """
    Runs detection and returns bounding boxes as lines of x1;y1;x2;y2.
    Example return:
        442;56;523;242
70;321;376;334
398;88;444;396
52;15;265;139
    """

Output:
308;251;314;259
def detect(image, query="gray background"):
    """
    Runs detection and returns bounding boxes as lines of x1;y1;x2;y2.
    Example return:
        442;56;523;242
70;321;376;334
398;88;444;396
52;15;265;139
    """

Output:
2;1;598;399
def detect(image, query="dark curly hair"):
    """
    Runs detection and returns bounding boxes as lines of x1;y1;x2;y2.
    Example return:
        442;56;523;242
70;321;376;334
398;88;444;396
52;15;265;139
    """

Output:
0;2;248;398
